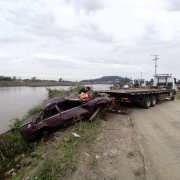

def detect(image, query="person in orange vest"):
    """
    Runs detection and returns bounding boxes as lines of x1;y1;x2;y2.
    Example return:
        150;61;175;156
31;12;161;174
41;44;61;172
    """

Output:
79;87;90;99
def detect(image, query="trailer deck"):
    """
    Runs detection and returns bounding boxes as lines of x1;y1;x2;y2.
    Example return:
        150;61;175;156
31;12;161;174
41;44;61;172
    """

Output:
95;88;175;109
96;88;174;96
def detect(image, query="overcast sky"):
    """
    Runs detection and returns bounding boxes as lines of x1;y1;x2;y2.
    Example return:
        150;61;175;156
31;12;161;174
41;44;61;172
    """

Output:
0;0;180;81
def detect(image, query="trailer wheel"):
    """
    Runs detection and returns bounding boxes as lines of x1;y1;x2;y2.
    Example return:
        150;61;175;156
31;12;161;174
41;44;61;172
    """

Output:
143;96;151;109
150;96;156;107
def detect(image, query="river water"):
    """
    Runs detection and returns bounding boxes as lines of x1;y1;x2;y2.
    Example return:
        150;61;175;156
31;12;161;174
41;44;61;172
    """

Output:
0;84;111;133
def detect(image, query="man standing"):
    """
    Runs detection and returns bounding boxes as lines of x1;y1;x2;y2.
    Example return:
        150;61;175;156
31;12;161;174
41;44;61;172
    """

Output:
79;87;90;99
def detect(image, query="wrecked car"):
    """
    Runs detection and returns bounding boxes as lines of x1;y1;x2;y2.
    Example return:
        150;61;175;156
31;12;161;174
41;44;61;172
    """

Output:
19;92;112;141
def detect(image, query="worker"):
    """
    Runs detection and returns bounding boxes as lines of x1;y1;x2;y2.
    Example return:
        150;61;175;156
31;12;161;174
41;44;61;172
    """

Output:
79;87;90;99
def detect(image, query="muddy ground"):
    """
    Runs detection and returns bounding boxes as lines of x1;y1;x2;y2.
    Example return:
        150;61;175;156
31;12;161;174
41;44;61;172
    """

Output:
64;112;145;180
65;99;180;180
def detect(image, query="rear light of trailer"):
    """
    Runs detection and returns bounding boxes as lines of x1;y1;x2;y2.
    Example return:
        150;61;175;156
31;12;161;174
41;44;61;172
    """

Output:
122;97;129;101
110;96;116;100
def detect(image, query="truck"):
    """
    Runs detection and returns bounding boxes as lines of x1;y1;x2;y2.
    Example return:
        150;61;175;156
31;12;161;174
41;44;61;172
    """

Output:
133;79;146;88
96;74;177;109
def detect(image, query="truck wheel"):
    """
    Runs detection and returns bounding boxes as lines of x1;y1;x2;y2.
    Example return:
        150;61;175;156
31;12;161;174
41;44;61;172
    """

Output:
150;96;156;107
143;96;151;109
171;96;175;101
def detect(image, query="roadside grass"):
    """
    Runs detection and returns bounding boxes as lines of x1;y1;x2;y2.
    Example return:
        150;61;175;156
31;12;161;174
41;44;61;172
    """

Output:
12;118;102;180
175;90;180;100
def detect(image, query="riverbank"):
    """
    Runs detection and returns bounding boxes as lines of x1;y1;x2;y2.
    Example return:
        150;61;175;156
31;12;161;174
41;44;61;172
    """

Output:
0;81;81;87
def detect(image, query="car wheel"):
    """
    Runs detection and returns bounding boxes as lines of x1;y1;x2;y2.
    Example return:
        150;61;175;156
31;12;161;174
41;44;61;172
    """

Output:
38;128;51;139
150;96;156;107
42;130;50;138
143;96;151;109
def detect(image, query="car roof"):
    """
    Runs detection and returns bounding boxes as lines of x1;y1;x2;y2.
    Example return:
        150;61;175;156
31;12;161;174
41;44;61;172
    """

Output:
42;92;85;110
42;96;63;110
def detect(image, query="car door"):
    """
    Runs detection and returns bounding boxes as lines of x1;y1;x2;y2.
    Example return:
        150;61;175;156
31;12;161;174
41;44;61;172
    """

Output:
60;101;89;125
42;105;62;129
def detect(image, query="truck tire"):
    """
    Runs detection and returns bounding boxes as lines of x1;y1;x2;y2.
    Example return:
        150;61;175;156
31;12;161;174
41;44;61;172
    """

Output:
143;96;151;109
150;96;156;107
171;96;175;101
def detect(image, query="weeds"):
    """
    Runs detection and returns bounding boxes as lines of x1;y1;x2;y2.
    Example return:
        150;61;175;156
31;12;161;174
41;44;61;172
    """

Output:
133;168;143;176
47;85;94;98
32;118;102;179
128;151;134;156
89;158;98;169
47;88;66;98
0;104;41;170
26;105;41;117
175;90;180;100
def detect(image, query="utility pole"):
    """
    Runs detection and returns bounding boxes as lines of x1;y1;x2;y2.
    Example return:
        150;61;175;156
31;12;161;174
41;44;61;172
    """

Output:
140;72;142;80
151;55;159;76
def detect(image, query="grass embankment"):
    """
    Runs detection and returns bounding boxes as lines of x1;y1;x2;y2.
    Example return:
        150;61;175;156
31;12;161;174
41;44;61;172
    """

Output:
0;105;41;173
0;85;103;179
14;118;102;180
0;81;81;87
176;90;180;100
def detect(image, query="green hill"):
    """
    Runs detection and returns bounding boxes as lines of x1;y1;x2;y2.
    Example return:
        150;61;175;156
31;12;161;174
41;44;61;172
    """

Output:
80;76;124;83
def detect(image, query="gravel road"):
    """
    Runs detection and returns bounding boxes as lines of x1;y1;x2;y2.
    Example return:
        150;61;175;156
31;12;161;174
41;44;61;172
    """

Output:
132;99;180;180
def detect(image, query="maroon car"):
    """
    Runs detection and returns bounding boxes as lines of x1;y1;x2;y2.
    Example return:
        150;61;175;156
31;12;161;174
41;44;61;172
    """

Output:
19;92;112;141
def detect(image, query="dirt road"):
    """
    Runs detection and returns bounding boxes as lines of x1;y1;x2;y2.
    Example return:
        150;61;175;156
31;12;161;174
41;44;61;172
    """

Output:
66;99;180;180
132;99;180;180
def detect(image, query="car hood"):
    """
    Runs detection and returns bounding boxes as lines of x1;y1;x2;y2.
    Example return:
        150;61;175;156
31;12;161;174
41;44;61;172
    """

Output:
20;113;37;128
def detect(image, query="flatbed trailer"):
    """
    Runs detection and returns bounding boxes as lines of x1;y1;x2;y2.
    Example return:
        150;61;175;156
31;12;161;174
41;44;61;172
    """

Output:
96;88;176;109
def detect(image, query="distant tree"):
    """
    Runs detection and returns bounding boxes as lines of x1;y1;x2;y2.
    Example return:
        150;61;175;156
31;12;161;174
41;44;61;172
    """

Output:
59;78;62;82
31;76;37;81
4;76;12;81
119;77;130;85
0;76;4;81
12;76;17;81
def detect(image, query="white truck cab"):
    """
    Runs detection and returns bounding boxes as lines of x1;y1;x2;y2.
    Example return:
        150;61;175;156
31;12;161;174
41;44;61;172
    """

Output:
153;74;177;90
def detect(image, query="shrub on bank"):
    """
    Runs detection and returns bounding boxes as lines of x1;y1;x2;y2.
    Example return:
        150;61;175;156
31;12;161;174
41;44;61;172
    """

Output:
0;105;41;170
47;85;93;99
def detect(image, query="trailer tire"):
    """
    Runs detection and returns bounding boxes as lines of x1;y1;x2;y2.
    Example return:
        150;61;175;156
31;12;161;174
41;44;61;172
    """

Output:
150;96;156;107
143;96;151;109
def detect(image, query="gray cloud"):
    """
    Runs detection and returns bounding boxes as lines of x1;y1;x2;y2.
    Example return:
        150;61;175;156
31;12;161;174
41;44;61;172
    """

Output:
165;0;180;12
65;0;104;14
0;0;180;81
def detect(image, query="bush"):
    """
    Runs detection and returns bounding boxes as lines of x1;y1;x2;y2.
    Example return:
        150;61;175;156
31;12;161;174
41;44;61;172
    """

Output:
47;85;94;99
